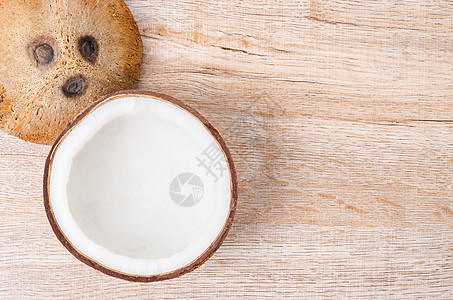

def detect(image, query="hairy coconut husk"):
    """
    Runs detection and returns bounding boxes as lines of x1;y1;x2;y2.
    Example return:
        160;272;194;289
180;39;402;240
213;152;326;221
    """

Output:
0;0;142;145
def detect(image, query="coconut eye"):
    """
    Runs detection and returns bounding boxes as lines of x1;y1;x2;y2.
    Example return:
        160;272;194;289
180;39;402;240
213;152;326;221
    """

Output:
78;35;98;63
62;75;86;98
33;43;55;66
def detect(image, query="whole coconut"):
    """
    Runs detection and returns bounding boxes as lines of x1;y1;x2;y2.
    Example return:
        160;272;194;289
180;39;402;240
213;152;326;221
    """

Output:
0;0;143;144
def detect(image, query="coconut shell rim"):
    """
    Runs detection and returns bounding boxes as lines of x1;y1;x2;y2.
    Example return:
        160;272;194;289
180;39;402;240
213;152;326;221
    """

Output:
43;90;238;282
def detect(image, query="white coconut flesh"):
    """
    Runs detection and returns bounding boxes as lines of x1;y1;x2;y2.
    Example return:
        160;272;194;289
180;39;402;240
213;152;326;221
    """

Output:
48;96;232;276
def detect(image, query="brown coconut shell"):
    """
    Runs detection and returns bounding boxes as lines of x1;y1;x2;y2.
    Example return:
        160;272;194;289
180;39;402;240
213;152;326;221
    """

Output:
43;91;238;282
0;0;142;145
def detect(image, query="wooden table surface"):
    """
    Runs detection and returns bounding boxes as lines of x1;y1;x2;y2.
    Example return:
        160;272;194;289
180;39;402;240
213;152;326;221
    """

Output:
1;0;452;298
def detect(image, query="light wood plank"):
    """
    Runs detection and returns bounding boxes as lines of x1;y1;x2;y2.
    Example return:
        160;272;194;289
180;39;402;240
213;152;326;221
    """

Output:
1;0;452;298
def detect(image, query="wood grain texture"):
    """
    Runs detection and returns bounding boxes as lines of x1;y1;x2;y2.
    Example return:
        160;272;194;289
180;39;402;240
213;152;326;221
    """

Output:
1;0;452;298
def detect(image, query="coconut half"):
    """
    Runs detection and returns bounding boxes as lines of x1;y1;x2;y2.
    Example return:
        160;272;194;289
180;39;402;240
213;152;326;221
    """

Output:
43;91;237;282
